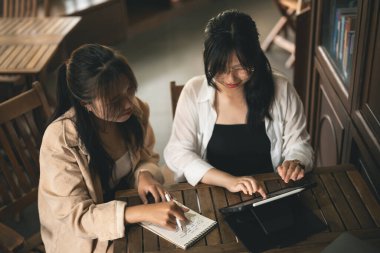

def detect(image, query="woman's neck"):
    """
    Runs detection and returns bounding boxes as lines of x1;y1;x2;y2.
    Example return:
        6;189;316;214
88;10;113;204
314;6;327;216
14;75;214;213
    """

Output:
95;119;127;161
214;89;247;124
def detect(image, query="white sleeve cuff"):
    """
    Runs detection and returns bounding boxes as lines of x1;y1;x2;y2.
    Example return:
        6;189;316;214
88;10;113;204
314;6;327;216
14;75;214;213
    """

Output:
115;200;127;239
183;159;213;186
286;153;313;173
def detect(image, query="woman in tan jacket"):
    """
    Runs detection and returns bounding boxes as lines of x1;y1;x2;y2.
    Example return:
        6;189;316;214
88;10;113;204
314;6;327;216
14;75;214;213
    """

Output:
38;44;187;253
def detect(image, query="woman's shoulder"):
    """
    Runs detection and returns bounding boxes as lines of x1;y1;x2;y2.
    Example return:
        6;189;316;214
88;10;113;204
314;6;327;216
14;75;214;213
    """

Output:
181;75;212;103
272;70;290;88
183;75;207;92
271;70;297;100
42;108;79;149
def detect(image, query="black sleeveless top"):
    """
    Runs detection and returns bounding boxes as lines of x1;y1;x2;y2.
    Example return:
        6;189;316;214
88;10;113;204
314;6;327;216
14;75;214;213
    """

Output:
206;122;273;176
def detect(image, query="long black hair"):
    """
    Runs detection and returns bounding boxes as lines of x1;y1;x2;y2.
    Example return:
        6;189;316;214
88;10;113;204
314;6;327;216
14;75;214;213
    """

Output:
203;10;275;126
49;44;144;193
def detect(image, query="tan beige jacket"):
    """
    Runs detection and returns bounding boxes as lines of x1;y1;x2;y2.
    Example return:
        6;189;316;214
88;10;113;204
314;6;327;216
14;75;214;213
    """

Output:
38;99;163;253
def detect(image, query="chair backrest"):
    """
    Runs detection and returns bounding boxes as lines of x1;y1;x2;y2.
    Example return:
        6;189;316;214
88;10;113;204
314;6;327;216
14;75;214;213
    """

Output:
1;0;50;17
170;81;184;118
0;81;51;220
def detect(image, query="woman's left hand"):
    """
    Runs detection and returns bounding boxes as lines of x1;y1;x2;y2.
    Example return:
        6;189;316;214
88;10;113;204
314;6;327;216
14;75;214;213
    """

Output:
277;160;305;183
137;171;166;204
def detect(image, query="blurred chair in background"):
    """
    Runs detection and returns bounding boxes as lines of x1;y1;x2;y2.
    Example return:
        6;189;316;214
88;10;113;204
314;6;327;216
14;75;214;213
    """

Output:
261;0;310;68
162;81;184;185
170;81;184;118
1;0;49;17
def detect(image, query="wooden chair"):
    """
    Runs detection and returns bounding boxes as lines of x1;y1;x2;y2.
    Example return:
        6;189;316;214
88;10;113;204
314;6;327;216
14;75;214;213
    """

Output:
0;0;51;102
0;81;51;253
162;81;185;185
170;81;184;118
261;0;309;68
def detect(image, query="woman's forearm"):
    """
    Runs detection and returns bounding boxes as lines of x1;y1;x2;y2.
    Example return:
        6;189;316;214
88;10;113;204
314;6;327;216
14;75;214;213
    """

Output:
124;205;146;224
200;168;235;188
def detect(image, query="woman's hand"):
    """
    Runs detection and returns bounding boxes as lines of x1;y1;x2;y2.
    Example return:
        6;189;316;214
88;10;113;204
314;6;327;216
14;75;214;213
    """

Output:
277;160;305;183
124;201;189;230
225;176;267;198
200;168;267;198
137;171;166;204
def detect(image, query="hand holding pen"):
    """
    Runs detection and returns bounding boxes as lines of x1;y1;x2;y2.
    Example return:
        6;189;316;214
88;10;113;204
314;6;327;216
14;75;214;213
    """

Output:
126;193;189;231
165;192;188;232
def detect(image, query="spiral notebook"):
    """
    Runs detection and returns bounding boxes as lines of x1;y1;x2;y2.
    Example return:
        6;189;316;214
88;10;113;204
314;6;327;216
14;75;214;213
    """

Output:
140;203;217;249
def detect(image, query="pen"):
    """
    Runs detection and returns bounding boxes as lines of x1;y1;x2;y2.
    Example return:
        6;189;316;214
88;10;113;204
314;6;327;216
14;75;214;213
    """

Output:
164;192;184;232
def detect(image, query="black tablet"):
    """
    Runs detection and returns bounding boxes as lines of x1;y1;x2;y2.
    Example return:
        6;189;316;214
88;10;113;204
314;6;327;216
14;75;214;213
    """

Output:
219;183;316;214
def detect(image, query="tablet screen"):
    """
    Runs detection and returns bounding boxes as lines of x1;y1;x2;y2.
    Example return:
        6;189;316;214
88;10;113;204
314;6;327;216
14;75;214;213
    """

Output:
219;186;308;214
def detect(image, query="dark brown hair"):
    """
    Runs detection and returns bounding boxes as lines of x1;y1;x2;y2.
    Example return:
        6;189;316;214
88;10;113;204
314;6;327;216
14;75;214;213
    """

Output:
204;10;275;125
50;44;144;193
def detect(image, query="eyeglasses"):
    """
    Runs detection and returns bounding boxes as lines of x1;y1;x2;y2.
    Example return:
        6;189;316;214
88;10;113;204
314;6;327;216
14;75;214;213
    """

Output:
216;66;254;75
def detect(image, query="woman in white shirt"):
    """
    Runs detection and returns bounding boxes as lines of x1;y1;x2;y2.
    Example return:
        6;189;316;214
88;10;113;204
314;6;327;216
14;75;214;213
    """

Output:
164;10;313;197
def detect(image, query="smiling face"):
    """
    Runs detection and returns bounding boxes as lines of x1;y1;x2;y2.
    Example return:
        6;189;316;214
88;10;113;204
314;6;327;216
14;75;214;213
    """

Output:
213;51;252;91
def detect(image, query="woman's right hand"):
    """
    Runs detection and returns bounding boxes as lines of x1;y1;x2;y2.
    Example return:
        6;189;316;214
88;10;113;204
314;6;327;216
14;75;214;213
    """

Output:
124;201;188;230
225;175;267;198
201;168;267;198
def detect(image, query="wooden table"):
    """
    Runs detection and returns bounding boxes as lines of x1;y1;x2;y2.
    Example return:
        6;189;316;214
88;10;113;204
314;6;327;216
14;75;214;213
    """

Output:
115;164;380;253
0;17;81;75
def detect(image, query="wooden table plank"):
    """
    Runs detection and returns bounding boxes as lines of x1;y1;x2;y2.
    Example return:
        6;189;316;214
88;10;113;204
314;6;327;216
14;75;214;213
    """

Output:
0;45;15;66
35;45;56;70
293;228;380;245
210;187;236;244
8;45;29;69
126;196;143;253
115;183;210;198
335;171;376;228
138;241;247;253
225;190;242;206
16;19;35;34
183;189;205;247
347;170;380;226
313;164;356;174
183;189;200;213
1;45;23;68
265;179;282;192
310;174;345;232
113;237;127;253
299;190;329;233
157;191;181;250
197;187;220;246
18;45;40;69
240;192;252;201
27;45;49;69
45;19;65;34
320;173;361;230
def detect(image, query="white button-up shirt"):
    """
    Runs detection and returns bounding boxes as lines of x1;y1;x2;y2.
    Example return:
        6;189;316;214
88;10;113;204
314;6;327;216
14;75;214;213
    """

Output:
164;73;314;186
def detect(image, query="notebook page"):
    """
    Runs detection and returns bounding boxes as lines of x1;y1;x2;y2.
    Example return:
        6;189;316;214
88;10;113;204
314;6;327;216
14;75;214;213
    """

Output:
140;207;217;249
